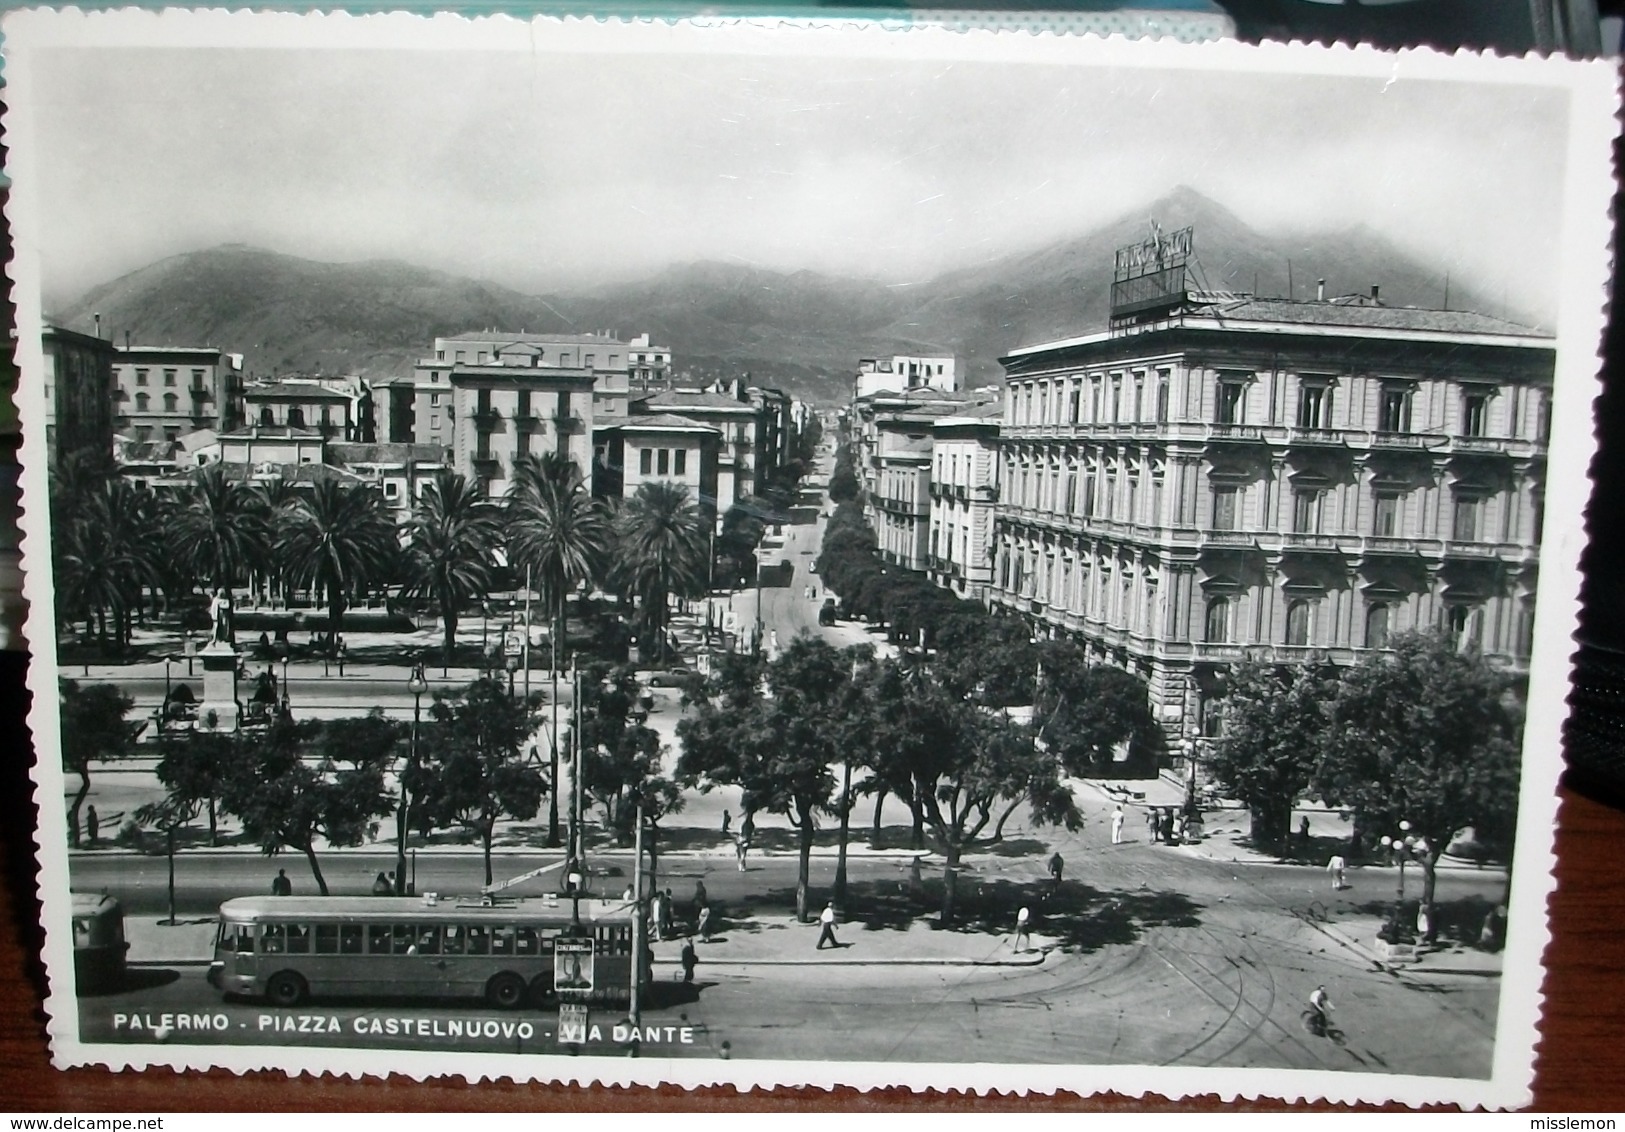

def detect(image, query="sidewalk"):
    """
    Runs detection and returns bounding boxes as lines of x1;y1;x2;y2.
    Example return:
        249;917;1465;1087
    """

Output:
1301;910;1504;979
648;913;1051;968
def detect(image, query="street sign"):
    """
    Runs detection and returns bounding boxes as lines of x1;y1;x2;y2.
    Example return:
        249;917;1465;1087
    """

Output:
554;937;595;995
557;1003;588;1045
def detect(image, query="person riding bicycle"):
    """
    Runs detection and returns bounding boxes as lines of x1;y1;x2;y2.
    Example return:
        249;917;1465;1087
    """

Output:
1308;985;1334;1033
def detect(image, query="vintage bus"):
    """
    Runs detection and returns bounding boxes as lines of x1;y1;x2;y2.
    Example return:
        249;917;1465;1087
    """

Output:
71;892;128;994
207;895;647;1010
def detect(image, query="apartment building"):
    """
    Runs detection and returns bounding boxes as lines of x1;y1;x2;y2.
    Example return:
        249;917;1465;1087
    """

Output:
988;286;1554;726
41;325;117;473
112;345;244;441
854;354;959;400
928;401;1003;602
391;330;669;448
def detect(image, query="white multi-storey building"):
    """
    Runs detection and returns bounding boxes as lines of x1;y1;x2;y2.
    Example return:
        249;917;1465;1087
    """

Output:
989;288;1554;730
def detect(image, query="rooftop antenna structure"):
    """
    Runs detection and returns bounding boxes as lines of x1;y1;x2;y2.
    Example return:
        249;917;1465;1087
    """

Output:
1443;273;1451;312
1286;261;1293;302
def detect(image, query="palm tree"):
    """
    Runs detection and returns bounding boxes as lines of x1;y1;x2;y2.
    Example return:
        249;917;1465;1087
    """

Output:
251;477;302;605
507;453;610;849
168;464;271;597
54;478;165;651
275;480;399;647
403;471;503;669
508;453;612;661
610;481;708;663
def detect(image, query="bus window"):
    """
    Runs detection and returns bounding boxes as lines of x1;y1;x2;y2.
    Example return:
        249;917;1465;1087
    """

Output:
262;924;286;954
73;917;91;948
287;924;311;954
492;928;515;956
515;927;539;956
340;925;364;955
392;925;414;955
443;926;466;955
218;923;254;953
414;927;441;956
315;925;339;954
465;926;490;955
368;924;392;954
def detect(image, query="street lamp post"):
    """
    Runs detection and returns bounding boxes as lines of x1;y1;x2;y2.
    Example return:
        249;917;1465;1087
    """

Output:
279;647;290;715
1378;820;1429;938
395;660;429;896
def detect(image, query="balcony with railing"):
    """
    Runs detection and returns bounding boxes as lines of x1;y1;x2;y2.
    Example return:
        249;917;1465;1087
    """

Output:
1358;535;1433;558
1366;429;1441;450
552;413;586;434
1206;423;1277;444
1285;426;1348;448
472;408;502;429
1276;532;1344;553
1199;529;1258;549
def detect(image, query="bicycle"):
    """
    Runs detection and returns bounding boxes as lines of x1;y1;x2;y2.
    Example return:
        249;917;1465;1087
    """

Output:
1300;1007;1346;1046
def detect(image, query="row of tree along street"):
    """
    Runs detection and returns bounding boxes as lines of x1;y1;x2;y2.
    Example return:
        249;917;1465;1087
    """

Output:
50;413;821;668
813;431;1522;939
63;657;683;909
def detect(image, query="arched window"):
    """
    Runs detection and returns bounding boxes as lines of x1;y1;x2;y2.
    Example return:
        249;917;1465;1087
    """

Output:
1204;596;1230;643
1285;599;1315;646
162;393;178;413
288;407;306;428
259;406;274;426
134;392;149;412
1365;603;1390;649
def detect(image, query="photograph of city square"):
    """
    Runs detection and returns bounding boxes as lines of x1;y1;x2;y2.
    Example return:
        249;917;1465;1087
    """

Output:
7;14;1612;1102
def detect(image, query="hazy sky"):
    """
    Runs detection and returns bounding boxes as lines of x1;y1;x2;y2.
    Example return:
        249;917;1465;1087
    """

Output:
26;36;1570;317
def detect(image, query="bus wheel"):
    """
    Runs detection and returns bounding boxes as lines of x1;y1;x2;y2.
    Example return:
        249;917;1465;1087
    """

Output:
486;972;527;1010
528;973;556;1007
266;972;307;1008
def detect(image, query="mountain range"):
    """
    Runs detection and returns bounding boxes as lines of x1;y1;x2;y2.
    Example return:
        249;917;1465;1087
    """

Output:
57;187;1519;406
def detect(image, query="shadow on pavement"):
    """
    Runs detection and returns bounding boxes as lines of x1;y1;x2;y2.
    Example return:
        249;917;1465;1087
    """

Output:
87;967;181;995
735;876;1204;954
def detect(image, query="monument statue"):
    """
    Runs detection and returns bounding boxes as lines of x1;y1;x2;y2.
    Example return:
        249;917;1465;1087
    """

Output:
209;588;235;648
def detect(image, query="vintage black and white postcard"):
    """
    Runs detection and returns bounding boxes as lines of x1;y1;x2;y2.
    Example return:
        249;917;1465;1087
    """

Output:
4;10;1617;1108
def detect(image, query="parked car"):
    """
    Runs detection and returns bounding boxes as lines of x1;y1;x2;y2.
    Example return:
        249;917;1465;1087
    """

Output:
818;598;837;626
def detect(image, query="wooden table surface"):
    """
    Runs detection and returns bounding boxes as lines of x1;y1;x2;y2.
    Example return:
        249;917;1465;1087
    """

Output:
0;740;1620;1111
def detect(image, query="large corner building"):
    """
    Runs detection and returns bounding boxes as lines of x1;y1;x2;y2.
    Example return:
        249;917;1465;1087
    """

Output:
987;226;1554;734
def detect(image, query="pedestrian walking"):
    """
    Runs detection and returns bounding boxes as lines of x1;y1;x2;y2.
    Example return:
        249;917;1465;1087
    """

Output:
371;871;390;896
85;804;99;846
816;901;840;950
735;834;749;871
271;868;292;896
1013;905;1032;953
653;890;667;940
1299;815;1311;849
1047;852;1064;895
721;809;731;837
1172;813;1185;845
693;879;708;916
1160;809;1175;844
663;888;676;936
696;903;713;943
1110;805;1124;845
908;855;923;896
680;938;698;984
1327;854;1347;891
741;811;756;844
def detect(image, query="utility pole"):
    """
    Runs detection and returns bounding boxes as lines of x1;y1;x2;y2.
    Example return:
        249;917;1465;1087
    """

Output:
630;801;645;1028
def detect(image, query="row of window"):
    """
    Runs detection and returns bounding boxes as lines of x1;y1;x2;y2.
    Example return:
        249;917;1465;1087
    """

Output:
997;546;1516;654
638;447;690;477
1009;371;1545;440
127;367;208;387
434;349;620;368
255;406;342;428
219;921;632;958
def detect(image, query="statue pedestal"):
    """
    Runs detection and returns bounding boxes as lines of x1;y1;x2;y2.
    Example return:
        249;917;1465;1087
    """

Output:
197;643;241;732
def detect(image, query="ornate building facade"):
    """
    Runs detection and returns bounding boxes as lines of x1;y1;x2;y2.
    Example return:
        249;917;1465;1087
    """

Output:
989;294;1554;727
